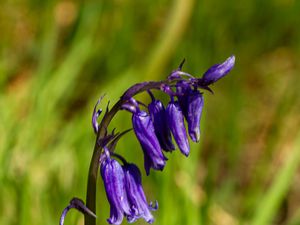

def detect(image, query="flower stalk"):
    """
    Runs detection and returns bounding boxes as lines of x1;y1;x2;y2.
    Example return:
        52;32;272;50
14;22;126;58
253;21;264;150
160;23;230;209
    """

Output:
59;55;235;225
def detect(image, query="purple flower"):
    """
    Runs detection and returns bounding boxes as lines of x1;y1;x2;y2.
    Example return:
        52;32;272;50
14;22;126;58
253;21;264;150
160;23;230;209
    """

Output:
186;89;204;142
148;96;175;152
176;80;192;117
201;55;235;85
123;163;158;223
100;152;133;225
132;110;167;175
166;100;190;156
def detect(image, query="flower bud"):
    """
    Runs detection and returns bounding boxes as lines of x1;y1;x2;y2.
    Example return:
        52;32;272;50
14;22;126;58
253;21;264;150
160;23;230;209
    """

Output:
148;99;175;151
166;101;190;156
186;89;203;142
202;55;235;85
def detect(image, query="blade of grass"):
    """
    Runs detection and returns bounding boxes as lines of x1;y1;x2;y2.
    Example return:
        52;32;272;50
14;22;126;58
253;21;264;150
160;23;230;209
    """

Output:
251;131;300;225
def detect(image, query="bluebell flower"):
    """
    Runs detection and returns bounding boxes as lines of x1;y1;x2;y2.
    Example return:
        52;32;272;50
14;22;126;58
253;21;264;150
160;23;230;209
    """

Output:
166;99;190;156
148;92;175;152
61;55;236;225
100;150;133;225
123;163;158;223
186;89;203;142
176;80;192;118
132;110;167;175
201;55;235;86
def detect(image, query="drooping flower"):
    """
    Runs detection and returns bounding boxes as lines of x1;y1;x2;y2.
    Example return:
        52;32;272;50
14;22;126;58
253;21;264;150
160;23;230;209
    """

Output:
132;110;167;175
148;92;175;152
123;163;158;223
201;55;235;86
100;150;133;225
186;89;204;142
166;99;190;156
176;80;192;118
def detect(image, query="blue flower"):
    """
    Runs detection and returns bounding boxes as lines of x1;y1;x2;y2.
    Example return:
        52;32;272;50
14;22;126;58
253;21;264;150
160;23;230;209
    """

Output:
166;100;190;156
176;80;192;118
100;151;133;225
132;110;167;175
148;94;175;152
186;89;203;142
123;163;158;223
201;55;235;85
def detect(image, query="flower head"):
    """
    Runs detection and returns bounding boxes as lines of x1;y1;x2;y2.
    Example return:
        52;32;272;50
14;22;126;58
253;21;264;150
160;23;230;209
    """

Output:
61;55;236;225
123;163;158;223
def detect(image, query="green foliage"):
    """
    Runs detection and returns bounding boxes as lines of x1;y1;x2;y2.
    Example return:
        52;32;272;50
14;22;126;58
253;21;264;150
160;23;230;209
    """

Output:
1;0;300;224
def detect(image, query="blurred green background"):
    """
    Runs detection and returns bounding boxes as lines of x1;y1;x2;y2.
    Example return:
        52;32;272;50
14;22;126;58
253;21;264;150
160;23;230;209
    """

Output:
1;0;300;225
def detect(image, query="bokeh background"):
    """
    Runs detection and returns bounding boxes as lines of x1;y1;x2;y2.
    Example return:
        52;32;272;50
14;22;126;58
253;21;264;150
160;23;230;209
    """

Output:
1;0;300;225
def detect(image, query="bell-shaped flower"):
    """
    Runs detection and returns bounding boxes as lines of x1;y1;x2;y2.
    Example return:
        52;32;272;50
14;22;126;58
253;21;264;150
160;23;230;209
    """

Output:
186;89;204;142
100;151;133;225
148;98;175;152
176;80;192;118
132;110;167;175
166;100;190;156
201;55;235;85
123;163;158;223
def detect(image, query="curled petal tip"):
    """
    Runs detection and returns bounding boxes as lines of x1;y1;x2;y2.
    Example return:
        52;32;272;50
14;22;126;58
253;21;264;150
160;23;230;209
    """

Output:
59;205;71;225
190;132;200;143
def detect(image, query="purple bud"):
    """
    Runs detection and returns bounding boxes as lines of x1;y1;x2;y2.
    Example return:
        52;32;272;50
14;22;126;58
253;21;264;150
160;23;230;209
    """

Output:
202;55;235;85
166;101;190;156
176;80;192;118
100;154;133;225
186;89;204;142
132;111;167;175
148;99;175;152
123;163;157;223
92;100;102;134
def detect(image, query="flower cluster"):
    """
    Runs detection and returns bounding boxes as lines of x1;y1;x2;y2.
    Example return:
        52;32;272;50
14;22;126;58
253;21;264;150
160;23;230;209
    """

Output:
96;55;235;224
59;55;235;225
